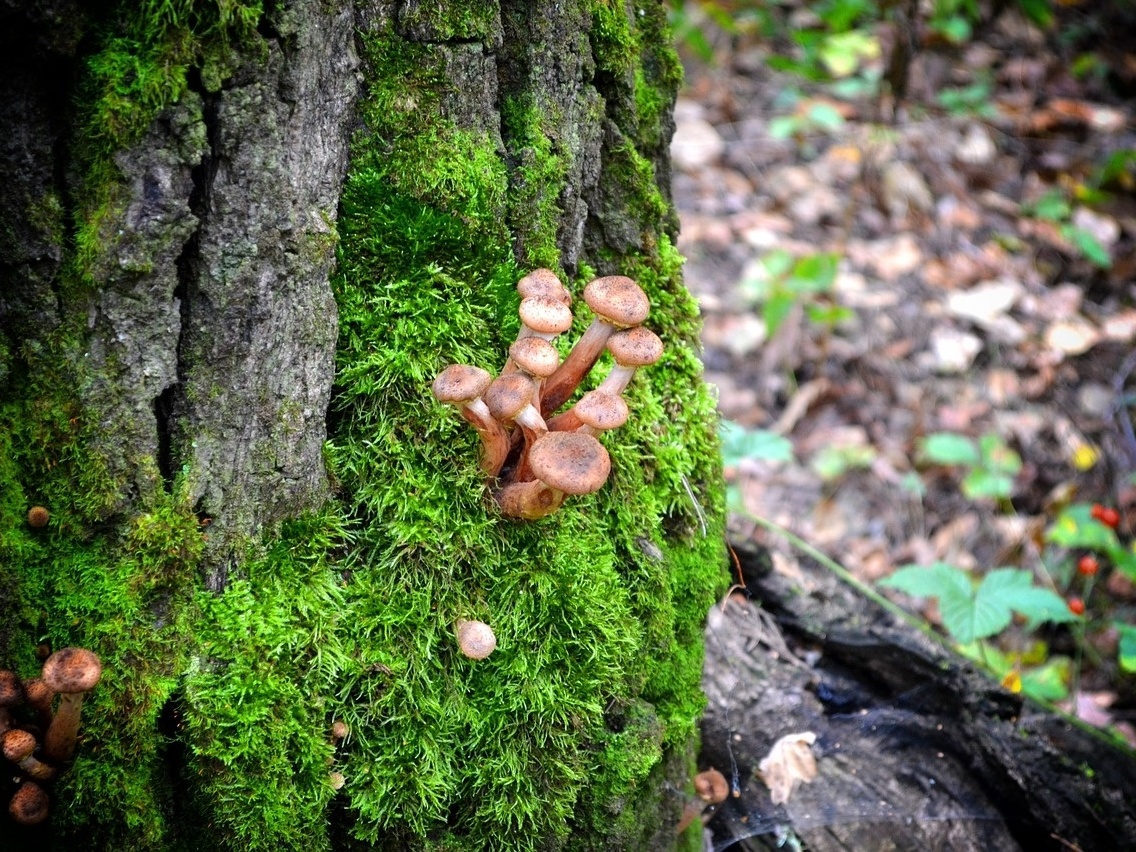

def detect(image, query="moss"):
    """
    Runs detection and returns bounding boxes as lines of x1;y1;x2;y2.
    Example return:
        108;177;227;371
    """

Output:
396;2;501;43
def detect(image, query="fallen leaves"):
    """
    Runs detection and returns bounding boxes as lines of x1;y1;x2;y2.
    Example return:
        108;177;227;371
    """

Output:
758;732;818;805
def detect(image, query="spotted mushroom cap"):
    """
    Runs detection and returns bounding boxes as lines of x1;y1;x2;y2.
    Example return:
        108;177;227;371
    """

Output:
432;364;493;405
528;431;611;496
517;268;570;304
573;390;629;432
9;780;49;826
2;729;37;763
41;647;102;695
484;373;536;422
606;326;663;368
518;296;573;337
0;670;24;708
583;276;649;328
456;620;497;660
509;337;560;378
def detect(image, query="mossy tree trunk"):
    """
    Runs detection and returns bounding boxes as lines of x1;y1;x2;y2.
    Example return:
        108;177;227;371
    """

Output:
0;2;725;850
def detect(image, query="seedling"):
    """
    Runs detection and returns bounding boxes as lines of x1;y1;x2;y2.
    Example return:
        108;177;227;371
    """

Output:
918;432;1022;504
741;249;849;339
1022;188;1112;268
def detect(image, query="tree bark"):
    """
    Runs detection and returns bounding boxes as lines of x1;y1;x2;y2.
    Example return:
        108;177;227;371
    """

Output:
699;541;1136;851
0;1;725;850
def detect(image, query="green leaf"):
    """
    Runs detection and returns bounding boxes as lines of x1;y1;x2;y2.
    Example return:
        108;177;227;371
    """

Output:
978;434;1021;475
787;252;840;293
1029;190;1070;221
1062;224;1112;268
803;101;846;132
1020;657;1070;702
763;292;796;337
881;563;977;640
1116;622;1136;673
978;568;1076;628
718;421;795;466
1046;504;1121;552
919;432;980;466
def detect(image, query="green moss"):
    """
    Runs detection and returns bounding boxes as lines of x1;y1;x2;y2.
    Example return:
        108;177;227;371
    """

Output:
396;2;501;43
501;96;568;270
590;1;640;77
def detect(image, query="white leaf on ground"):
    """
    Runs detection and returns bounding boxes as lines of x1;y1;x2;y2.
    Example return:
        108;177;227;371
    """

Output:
758;731;818;805
1044;318;1100;357
927;327;983;373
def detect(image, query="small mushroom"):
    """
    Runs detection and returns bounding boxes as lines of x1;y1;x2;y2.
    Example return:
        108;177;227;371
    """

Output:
516;268;571;305
694;768;730;805
484;372;548;480
330;720;349;743
432;364;511;477
503;337;561;402
540;276;649;417
40;647;102;765
494;431;611;519
26;506;49;528
0;670;24;735
8;780;49;826
455;619;497;660
515;296;573;343
547;389;629;435
594;326;664;398
22;678;54;734
2;729;56;783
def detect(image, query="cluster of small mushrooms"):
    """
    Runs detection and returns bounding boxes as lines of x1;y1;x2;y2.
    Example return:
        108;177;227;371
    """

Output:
432;269;662;520
2;647;102;826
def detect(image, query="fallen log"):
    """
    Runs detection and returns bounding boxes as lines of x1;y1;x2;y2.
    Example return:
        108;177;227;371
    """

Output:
698;540;1136;851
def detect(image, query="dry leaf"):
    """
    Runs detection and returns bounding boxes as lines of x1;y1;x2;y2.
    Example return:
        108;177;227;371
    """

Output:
758;731;818;805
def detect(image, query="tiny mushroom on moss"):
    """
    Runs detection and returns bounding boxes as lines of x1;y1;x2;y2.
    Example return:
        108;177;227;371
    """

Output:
3;729;56;783
40;647;102;765
595;326;664;398
0;670;24;735
26;506;50;528
694;768;730;805
432;364;511;478
456;619;497;660
540;275;649;416
494;431;611;519
8;780;49;826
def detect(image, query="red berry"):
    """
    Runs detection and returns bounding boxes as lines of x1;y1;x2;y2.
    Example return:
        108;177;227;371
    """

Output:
1077;555;1100;576
1091;503;1106;521
1099;507;1120;529
1067;597;1086;616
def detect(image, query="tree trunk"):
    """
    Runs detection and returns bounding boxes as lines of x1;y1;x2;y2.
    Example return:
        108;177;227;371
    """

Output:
699;541;1136;851
0;2;725;850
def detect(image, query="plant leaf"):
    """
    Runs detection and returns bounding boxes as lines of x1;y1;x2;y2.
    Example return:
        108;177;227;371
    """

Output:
919;432;980;466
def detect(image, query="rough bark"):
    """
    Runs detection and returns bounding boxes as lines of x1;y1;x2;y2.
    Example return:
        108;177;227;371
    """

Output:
700;542;1136;851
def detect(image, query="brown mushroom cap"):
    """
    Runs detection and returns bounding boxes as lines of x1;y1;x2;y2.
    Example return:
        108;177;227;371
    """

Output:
583;276;649;328
508;338;560;379
3;728;37;763
456;619;497;660
528;432;611;495
0;670;24;708
694;768;730;804
573;391;629;432
432;364;494;405
41;647;102;695
9;780;49;825
26;506;50;528
606;326;663;367
517;268;570;304
518;296;572;337
484;373;536;422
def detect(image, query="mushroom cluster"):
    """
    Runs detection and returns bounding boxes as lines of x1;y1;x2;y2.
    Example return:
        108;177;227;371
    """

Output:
433;270;662;519
1;647;103;826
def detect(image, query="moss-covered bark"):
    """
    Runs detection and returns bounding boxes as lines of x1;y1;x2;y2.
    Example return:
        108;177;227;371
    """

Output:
0;1;725;849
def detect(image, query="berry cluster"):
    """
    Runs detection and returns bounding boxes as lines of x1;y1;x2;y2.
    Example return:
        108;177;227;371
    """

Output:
1;647;102;826
433;270;662;520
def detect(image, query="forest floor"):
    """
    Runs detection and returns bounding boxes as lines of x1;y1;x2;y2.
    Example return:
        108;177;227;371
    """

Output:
673;7;1136;739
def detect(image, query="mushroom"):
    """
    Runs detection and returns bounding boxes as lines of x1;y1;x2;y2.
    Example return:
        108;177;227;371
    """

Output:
40;647;102;765
26;506;49;528
455;619;497;660
8;780;49;826
594;326;664;398
0;669;24;735
694;768;730;805
330;720;349;743
540;276;649;417
432;364;511;477
547;389;629;435
516;268;571;305
504;336;560;403
484;372;548;481
494;431;611;519
2;729;56;782
515;296;573;343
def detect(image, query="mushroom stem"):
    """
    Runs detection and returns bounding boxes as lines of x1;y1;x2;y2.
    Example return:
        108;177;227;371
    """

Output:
3;730;57;782
43;691;86;765
493;479;565;519
40;647;102;765
459;398;511;477
539;318;615;417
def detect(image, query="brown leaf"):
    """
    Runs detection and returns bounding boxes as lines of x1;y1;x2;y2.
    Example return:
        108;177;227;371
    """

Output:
758;732;818;805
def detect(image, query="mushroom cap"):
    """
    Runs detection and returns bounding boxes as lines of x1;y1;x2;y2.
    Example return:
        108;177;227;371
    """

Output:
607;326;663;368
0;670;25;707
484;373;536;422
528;431;611;496
2;729;37;763
509;337;560;378
518;296;573;336
9;780;49;826
26;506;50;528
41;647;102;694
432;364;493;405
694;768;730;804
573;390;629;432
583;276;649;327
456;620;497;660
517;269;570;304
